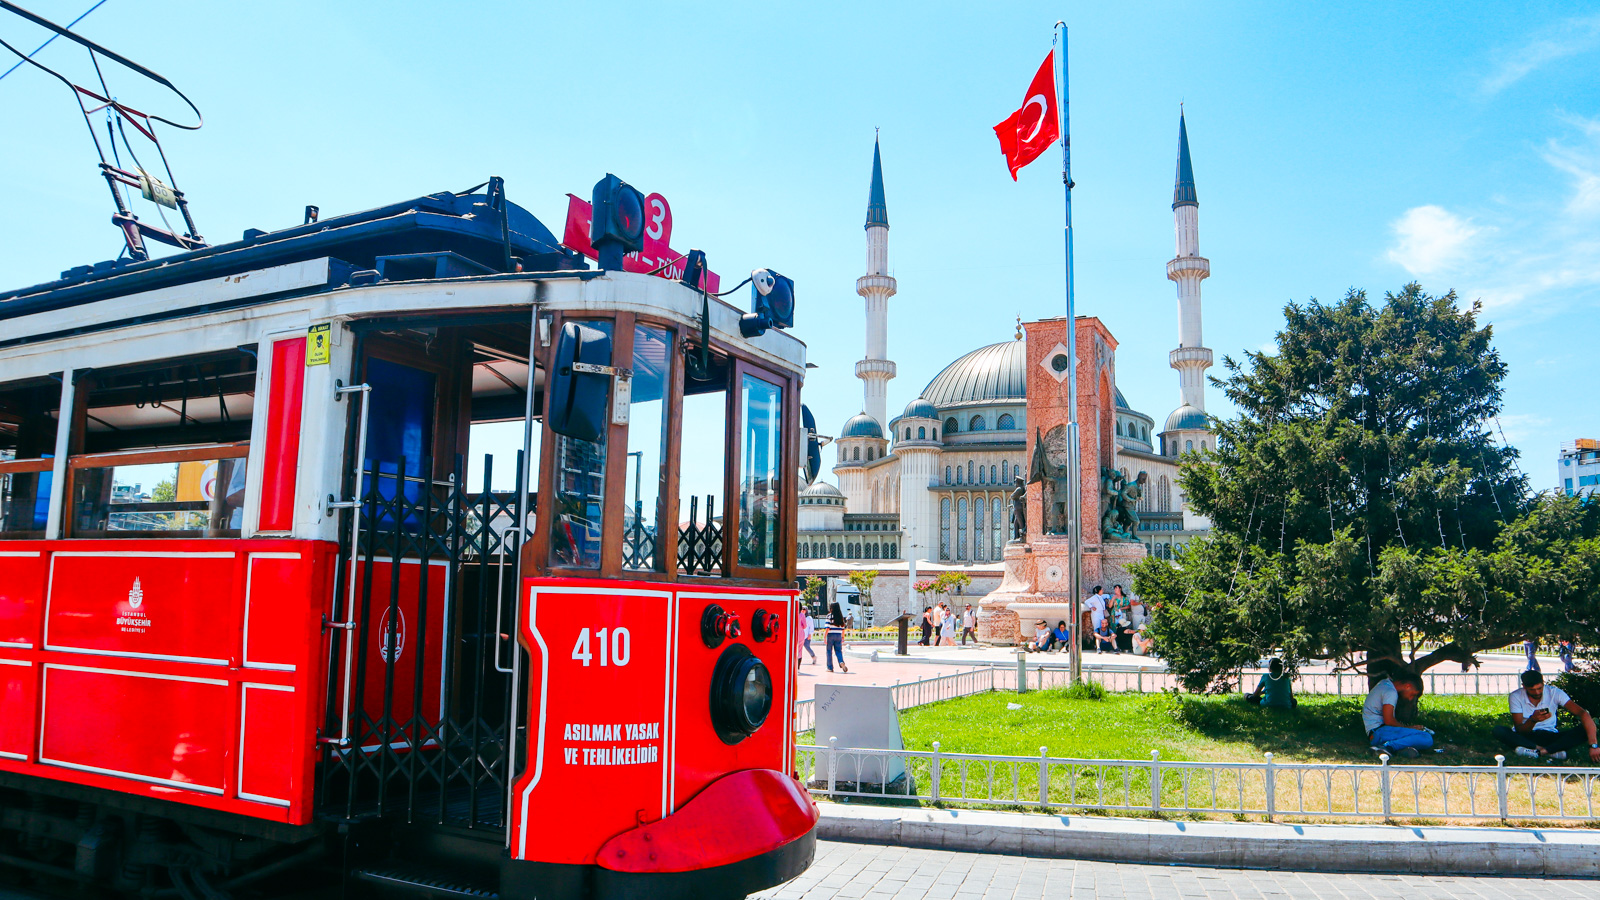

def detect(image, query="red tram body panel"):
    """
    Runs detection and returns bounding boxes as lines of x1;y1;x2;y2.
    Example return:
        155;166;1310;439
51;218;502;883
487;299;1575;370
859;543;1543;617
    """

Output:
0;539;336;824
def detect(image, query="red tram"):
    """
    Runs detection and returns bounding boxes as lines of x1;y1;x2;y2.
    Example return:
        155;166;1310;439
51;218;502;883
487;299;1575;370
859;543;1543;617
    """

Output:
0;180;815;898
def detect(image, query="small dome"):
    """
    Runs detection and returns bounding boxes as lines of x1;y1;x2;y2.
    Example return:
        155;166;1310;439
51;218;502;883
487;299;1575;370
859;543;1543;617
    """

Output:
801;481;846;501
840;412;884;439
1164;404;1211;432
1115;387;1130;410
901;397;938;420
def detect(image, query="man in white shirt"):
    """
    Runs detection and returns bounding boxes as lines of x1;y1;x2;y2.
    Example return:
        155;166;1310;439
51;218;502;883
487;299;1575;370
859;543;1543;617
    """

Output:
1495;670;1600;762
1084;586;1107;630
960;604;977;645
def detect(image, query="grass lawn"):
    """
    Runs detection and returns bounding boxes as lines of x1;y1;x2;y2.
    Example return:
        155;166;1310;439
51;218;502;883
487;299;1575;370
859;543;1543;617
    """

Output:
891;689;1519;765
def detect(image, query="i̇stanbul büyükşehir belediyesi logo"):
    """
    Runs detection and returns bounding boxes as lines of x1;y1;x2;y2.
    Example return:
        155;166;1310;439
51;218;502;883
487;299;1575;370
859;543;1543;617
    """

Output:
118;577;152;633
128;577;143;609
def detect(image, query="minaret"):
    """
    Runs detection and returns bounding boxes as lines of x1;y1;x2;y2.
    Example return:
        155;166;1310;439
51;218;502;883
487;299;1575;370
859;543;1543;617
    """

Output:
855;136;897;428
1166;111;1212;416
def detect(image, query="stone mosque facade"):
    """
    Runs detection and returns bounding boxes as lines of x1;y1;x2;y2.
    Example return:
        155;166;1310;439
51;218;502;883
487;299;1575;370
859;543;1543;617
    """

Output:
798;116;1216;568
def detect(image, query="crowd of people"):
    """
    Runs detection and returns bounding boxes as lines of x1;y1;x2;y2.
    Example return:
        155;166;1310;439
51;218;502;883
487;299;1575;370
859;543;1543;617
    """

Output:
915;601;979;647
1024;584;1155;656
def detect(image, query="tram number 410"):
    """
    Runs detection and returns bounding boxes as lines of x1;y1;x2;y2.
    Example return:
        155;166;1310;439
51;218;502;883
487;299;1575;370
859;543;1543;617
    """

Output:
571;627;631;667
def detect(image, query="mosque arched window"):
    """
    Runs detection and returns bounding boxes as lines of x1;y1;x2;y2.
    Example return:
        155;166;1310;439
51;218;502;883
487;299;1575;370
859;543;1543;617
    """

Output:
991;499;1003;559
945;466;952;484
1158;475;1171;512
978;466;985;485
853;446;860;461
1001;460;1009;482
998;414;1015;430
990;465;998;483
974;497;986;561
905;428;911;440
1201;440;1208;452
968;461;975;482
1185;440;1193;452
939;499;952;561
1116;422;1123;436
970;415;986;431
945;417;959;435
888;543;897;558
918;426;926;440
956;497;968;561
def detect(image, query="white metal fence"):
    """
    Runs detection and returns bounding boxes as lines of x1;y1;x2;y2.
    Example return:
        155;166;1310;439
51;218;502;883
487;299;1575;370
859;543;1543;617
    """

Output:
799;741;1600;823
993;664;1525;697
793;669;997;732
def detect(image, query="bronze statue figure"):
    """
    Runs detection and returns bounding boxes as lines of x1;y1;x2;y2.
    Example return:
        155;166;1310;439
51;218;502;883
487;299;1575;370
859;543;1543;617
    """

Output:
1100;467;1148;542
1009;475;1026;542
1028;428;1072;536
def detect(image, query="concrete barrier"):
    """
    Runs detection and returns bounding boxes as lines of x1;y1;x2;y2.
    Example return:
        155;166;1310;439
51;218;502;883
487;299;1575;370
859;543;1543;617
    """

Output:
818;802;1600;877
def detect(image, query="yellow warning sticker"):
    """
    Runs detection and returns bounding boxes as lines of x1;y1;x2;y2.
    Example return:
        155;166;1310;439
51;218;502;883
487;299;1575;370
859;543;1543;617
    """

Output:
307;323;331;366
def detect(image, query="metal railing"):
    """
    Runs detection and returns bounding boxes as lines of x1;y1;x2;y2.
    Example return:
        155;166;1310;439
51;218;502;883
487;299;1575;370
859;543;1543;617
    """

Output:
799;741;1600;822
989;664;1526;697
794;668;998;732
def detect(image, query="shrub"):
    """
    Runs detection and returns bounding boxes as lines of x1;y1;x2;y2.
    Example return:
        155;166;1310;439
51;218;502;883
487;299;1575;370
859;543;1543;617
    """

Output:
1060;681;1107;702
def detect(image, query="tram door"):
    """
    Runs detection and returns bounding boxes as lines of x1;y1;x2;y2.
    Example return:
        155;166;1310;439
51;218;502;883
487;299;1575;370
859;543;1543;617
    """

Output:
326;330;529;831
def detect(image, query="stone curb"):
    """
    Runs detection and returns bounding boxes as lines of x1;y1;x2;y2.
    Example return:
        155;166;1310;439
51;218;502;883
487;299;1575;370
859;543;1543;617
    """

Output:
817;802;1600;877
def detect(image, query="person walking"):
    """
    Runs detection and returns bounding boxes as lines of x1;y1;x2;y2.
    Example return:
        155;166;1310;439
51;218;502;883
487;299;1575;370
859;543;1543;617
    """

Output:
931;603;947;646
1525;638;1541;672
918;606;933;646
961;604;977;645
799;609;817;665
1559;638;1575;674
825;603;848;674
939;607;956;646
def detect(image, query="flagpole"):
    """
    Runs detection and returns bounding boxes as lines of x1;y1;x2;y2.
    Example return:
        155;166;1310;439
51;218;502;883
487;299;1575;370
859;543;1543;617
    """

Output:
1054;21;1083;686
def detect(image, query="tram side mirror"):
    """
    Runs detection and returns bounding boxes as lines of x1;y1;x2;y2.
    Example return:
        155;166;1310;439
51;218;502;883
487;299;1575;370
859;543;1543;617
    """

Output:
549;322;613;443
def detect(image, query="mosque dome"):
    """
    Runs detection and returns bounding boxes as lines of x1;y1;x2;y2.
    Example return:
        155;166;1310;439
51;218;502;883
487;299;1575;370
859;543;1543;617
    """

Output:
840;412;884;439
901;397;939;420
920;341;1027;409
800;480;846;503
1164;404;1210;432
1115;387;1130;410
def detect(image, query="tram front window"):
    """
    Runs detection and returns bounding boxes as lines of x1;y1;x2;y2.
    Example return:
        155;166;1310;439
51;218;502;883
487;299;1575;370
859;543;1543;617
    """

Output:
622;324;671;573
549;320;612;569
678;356;728;577
738;373;783;570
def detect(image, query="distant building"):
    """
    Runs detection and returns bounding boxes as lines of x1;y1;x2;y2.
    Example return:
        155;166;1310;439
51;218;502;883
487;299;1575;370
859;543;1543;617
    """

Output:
1559;439;1600;497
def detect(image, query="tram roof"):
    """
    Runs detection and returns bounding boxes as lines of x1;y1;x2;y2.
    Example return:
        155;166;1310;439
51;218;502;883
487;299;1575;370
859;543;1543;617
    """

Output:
0;190;580;321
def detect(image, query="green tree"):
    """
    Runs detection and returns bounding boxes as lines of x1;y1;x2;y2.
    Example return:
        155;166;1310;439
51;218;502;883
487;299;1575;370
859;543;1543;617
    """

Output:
1133;284;1595;699
151;479;176;502
845;569;879;618
933;571;971;600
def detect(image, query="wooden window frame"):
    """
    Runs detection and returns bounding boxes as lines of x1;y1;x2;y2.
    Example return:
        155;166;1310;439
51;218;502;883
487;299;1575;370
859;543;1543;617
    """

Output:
63;441;251;539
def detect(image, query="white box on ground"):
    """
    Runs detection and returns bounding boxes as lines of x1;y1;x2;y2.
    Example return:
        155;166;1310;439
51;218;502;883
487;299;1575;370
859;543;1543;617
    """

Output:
814;684;907;790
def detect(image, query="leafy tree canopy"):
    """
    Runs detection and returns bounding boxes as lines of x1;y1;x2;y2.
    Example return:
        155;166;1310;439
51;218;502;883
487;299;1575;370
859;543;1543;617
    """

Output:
1135;285;1600;693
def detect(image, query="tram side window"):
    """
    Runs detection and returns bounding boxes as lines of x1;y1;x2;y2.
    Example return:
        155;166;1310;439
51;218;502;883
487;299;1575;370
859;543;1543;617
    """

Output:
678;355;729;577
0;375;63;539
623;324;672;573
549;321;613;569
738;373;784;570
67;349;256;538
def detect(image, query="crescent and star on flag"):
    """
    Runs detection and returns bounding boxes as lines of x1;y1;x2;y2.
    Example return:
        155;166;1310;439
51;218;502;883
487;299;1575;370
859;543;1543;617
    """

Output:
992;48;1061;180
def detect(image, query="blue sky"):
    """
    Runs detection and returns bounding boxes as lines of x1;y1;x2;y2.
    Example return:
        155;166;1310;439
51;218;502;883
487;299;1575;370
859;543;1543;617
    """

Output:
2;1;1597;491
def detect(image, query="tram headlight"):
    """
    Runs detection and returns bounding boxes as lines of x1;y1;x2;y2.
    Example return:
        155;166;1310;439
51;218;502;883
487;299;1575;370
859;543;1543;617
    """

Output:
738;268;795;337
710;644;772;745
590;173;646;271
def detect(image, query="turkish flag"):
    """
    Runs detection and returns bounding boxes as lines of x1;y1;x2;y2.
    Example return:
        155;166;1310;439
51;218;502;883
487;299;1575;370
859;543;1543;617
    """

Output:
993;50;1060;180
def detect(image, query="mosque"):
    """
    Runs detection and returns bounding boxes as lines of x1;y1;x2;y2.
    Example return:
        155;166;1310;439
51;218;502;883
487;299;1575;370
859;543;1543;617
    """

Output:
797;114;1217;568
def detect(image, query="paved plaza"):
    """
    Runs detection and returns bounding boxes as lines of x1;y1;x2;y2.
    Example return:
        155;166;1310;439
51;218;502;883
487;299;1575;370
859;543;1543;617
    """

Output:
755;841;1598;900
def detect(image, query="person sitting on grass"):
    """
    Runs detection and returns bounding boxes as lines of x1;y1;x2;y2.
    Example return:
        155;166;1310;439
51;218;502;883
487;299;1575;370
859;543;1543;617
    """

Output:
1244;658;1297;709
1361;671;1432;758
1494;670;1600;763
1094;618;1117;654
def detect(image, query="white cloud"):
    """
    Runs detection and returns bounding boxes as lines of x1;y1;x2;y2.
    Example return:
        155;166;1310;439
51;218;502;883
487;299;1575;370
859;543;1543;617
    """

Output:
1493;413;1551;447
1385;205;1479;276
1481;15;1600;96
1384;116;1600;318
